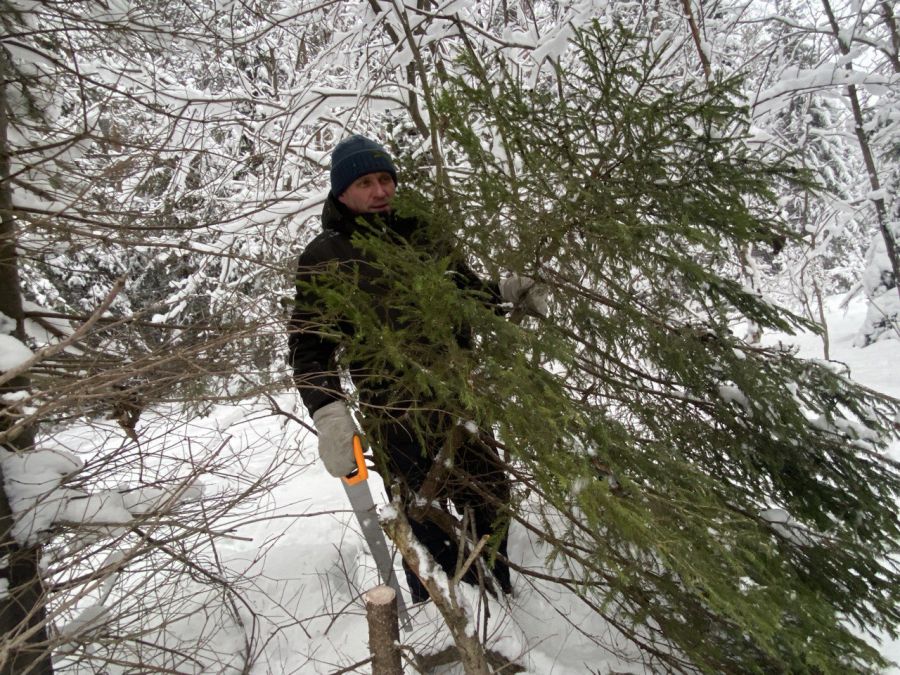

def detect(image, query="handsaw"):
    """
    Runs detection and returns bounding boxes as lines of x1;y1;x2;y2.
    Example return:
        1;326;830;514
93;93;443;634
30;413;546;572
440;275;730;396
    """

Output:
342;434;411;627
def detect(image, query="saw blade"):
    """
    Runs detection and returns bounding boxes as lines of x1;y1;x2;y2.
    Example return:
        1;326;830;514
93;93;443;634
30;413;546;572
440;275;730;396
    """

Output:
342;478;411;627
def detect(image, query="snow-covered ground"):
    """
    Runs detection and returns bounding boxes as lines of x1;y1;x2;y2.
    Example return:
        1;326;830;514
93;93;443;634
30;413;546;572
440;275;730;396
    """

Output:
154;400;650;674
12;295;898;673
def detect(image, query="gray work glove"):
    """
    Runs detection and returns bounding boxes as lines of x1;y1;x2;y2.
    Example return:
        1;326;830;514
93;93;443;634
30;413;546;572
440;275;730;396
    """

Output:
312;401;359;477
499;274;550;318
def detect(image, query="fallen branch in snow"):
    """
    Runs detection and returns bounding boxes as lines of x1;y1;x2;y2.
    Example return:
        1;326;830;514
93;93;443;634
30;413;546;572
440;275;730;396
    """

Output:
410;646;526;674
328;656;373;675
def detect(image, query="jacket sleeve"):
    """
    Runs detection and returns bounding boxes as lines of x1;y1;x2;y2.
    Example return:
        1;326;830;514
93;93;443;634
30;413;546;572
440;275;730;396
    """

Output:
287;249;345;415
449;258;505;312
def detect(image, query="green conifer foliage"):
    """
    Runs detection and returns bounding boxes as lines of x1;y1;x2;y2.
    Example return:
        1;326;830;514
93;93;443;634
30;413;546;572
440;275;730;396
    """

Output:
371;21;900;675
294;20;900;674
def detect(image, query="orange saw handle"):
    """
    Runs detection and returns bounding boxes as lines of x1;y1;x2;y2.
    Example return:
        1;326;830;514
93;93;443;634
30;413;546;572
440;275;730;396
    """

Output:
342;434;368;485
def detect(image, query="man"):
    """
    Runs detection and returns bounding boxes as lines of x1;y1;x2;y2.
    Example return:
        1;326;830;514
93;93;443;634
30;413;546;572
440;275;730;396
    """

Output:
288;134;547;603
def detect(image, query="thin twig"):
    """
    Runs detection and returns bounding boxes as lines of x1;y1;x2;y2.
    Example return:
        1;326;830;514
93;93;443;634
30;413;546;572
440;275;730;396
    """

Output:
0;276;126;387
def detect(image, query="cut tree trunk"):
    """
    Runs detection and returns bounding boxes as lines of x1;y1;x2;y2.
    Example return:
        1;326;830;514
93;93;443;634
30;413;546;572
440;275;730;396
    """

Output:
364;585;403;675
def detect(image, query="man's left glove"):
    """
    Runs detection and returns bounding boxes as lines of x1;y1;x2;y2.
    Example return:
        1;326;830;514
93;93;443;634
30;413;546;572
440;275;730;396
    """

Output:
312;401;359;477
499;274;550;317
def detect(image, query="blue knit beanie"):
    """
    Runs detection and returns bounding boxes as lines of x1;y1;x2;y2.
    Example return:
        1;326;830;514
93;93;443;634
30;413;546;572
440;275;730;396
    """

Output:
330;135;398;197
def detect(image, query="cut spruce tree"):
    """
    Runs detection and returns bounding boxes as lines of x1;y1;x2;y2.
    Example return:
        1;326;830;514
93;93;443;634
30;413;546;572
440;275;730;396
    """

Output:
300;20;900;675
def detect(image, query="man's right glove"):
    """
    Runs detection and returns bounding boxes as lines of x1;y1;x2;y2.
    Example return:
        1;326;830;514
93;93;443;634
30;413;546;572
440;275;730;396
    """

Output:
499;274;550;318
312;401;359;477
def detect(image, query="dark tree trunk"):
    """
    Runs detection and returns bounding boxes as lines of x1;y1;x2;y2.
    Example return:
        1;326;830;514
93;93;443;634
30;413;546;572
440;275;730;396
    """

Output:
0;51;54;675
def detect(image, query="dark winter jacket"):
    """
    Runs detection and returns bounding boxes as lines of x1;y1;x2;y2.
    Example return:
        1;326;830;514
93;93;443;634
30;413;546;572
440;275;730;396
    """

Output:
288;194;500;416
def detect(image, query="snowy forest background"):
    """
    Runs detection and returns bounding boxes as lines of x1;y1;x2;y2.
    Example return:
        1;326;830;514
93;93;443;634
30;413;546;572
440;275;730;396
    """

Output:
1;0;899;673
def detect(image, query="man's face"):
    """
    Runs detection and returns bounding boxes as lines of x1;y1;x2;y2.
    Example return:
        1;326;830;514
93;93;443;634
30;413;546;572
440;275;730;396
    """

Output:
338;171;396;214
